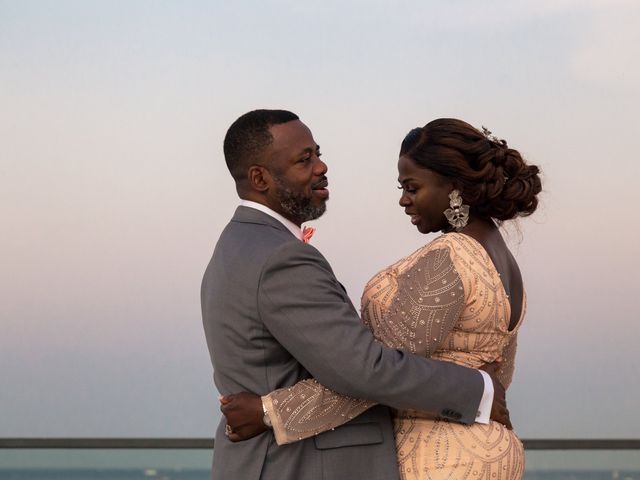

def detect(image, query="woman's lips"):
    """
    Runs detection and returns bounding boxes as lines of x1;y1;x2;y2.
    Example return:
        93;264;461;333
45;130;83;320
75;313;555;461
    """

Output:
410;214;420;225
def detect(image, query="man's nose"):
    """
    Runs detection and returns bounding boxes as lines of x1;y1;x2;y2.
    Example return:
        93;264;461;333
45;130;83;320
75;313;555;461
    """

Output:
314;156;328;175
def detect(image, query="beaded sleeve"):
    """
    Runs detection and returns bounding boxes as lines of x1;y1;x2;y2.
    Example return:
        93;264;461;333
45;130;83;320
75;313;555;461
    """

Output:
497;290;526;389
496;330;520;389
263;245;466;445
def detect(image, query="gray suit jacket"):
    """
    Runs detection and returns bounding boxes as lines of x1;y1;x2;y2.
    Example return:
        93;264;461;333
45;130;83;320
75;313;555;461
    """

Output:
201;206;484;480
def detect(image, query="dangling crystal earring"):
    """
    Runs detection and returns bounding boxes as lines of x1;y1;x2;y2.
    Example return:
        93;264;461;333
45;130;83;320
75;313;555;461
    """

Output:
443;190;470;231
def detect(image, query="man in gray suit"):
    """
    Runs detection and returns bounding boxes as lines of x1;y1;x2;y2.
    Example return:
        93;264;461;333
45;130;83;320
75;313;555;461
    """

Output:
202;109;507;480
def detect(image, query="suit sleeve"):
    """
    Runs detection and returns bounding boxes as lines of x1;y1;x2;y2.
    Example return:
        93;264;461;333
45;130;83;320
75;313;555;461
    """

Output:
257;241;483;427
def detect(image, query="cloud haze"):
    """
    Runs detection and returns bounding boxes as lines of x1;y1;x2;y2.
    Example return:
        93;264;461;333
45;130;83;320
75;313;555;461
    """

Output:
1;0;639;439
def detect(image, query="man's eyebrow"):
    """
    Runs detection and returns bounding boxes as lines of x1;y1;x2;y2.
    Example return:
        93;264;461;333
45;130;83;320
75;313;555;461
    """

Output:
297;145;321;155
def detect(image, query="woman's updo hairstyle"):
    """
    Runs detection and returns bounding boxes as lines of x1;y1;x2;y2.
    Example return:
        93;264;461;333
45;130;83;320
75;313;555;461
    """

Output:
400;118;541;221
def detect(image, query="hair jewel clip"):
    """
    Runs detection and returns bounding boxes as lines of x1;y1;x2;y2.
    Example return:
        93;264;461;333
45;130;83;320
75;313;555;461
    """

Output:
481;126;501;144
482;126;509;151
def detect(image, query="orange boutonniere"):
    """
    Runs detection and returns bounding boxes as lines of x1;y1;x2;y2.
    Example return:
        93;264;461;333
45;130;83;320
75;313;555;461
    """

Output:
302;226;316;243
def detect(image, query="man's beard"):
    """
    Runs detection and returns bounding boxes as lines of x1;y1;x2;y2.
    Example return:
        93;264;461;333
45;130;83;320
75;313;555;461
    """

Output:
274;177;326;223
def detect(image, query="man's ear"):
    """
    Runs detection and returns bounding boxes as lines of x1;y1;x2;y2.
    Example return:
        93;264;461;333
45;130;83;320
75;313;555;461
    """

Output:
247;165;271;193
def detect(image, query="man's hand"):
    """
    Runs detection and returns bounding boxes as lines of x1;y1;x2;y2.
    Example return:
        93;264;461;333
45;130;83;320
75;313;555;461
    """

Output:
479;362;513;430
219;392;268;442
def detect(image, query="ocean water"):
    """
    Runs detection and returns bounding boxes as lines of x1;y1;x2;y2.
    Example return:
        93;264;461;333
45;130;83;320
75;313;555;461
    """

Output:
1;470;640;479
0;472;206;480
2;449;638;479
0;471;209;480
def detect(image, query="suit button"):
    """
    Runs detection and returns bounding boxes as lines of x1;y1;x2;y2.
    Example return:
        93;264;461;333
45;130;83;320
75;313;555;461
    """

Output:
441;409;462;419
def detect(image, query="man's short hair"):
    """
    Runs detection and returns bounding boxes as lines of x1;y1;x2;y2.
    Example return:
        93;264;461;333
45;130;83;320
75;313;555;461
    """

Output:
223;109;299;182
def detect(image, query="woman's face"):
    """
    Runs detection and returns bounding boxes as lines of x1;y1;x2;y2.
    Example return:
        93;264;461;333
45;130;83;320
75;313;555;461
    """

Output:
397;155;453;234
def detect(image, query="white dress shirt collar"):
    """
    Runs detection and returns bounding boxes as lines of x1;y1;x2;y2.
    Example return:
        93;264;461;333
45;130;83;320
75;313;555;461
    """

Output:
240;200;303;241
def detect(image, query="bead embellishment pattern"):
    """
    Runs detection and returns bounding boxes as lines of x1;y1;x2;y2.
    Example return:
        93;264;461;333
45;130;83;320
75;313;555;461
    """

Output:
264;232;526;478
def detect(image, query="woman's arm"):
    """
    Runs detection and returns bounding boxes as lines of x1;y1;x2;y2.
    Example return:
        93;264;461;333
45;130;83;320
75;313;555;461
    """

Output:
262;379;375;445
222;245;469;444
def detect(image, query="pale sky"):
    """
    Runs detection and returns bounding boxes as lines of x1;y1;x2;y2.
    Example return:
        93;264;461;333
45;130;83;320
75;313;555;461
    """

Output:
1;0;639;439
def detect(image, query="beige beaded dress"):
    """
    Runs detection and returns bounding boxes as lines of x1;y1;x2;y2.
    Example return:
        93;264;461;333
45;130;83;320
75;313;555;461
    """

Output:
262;233;526;479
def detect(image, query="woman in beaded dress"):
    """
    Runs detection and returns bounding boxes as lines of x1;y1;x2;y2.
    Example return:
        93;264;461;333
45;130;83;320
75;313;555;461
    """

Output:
221;118;542;479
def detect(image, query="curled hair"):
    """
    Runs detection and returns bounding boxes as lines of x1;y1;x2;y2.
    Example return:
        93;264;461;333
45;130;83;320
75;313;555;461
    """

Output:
400;119;541;221
224;109;299;182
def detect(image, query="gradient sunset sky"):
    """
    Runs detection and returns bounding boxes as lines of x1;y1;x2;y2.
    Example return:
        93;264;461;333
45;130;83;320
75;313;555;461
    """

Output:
1;0;639;438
